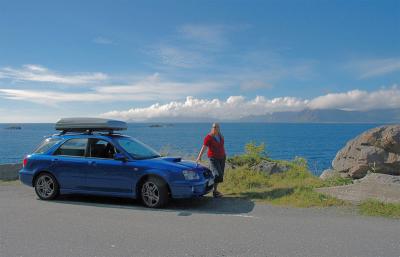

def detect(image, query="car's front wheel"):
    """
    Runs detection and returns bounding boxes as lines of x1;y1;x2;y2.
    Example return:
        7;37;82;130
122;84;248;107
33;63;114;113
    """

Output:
34;173;59;200
140;177;169;208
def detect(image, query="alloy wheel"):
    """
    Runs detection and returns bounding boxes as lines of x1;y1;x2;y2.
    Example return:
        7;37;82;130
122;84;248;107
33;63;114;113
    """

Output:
36;175;55;198
141;181;160;207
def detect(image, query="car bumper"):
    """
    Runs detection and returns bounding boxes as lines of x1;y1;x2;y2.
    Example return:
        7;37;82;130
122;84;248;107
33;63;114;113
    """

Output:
170;178;214;198
19;169;34;186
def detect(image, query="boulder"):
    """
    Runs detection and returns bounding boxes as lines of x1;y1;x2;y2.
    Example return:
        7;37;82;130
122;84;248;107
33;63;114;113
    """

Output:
332;125;400;179
252;160;290;175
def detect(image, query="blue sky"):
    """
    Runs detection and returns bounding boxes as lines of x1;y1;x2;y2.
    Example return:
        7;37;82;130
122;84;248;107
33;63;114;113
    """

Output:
0;0;399;122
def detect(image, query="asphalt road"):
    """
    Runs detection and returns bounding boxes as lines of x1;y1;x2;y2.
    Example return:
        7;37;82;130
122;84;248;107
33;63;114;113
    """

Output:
1;183;399;257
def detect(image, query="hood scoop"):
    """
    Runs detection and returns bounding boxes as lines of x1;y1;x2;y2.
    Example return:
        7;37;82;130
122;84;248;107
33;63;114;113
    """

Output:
162;157;182;163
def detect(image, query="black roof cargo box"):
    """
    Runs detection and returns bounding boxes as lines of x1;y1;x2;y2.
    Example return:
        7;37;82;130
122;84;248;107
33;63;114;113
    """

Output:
55;117;127;133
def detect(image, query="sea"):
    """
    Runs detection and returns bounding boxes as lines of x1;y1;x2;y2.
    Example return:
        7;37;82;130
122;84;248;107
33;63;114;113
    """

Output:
0;123;384;176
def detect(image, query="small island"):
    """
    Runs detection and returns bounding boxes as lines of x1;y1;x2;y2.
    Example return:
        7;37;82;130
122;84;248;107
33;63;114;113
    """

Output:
149;124;174;128
4;126;22;130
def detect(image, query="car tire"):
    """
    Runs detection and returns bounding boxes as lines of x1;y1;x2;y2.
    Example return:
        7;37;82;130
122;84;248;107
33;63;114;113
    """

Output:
34;173;60;200
140;177;169;208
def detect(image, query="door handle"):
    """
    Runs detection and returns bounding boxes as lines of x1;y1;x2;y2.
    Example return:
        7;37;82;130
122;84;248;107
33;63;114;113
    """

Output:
88;160;97;166
52;158;59;162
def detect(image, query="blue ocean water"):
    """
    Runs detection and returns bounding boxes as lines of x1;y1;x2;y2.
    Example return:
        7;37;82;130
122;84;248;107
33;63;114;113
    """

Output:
0;123;382;175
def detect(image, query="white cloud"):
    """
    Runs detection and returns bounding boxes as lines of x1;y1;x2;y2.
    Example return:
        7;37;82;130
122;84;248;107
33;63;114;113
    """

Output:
150;23;234;69
348;57;400;79
23;64;48;72
0;73;223;104
240;80;273;91
93;36;114;45
95;73;222;99
0;64;108;85
0;89;112;105
101;95;309;121
308;86;400;110
179;24;227;45
100;86;400;121
156;46;208;68
101;96;307;121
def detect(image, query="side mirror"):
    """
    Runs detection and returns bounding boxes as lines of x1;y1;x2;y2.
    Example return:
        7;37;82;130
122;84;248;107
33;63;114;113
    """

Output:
114;153;127;162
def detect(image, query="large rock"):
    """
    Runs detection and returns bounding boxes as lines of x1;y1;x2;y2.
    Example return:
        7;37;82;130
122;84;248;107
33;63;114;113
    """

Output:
332;125;400;179
252;160;290;175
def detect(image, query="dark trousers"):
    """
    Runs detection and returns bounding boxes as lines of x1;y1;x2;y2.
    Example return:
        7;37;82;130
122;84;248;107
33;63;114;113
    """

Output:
209;157;226;183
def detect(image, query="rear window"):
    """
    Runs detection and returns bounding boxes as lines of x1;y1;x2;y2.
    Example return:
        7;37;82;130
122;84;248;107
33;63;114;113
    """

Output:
34;138;62;154
53;138;88;157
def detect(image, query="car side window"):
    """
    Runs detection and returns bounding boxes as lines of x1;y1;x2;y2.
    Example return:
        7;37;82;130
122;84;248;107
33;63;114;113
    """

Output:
34;138;62;154
89;139;118;159
53;138;88;157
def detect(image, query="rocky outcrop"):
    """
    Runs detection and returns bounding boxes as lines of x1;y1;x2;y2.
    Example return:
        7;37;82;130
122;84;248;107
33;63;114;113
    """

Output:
251;160;290;175
331;125;400;179
0;163;21;180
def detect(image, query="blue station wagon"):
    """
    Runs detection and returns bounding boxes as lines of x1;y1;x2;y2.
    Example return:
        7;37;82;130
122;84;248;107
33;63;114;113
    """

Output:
19;118;214;208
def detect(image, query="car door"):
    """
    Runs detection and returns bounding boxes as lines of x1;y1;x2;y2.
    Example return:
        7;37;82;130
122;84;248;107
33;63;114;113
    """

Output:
51;138;89;190
84;138;138;194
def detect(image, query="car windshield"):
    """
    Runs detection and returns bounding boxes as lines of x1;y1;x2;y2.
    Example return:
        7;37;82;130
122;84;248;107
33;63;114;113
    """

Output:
117;138;160;160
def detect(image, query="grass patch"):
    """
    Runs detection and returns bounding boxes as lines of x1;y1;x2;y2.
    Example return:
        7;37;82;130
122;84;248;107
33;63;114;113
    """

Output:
359;199;400;219
220;158;350;208
220;142;351;208
220;142;399;218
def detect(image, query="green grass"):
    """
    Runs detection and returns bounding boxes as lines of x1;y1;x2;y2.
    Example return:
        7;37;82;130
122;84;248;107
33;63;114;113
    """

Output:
221;141;399;218
220;159;351;208
359;199;400;219
220;142;353;208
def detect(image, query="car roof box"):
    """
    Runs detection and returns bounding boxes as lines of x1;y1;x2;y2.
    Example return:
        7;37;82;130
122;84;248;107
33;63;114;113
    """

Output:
55;117;127;133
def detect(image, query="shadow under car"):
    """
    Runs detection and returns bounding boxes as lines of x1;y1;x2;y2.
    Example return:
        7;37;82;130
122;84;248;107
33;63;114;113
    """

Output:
50;193;255;216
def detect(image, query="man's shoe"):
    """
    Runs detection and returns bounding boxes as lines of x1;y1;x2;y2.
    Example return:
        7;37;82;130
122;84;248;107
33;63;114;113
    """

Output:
213;191;223;198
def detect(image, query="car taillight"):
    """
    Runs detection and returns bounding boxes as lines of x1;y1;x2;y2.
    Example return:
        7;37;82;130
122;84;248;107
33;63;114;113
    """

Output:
23;157;28;168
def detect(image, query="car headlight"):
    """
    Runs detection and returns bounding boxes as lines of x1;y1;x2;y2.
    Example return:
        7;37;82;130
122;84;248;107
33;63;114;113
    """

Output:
182;170;200;180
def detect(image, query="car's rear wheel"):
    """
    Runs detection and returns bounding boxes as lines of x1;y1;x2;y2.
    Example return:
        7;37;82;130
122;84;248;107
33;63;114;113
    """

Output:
140;177;168;208
34;173;59;200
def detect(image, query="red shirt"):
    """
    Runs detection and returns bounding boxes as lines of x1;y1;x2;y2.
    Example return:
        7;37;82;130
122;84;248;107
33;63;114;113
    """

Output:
203;134;226;159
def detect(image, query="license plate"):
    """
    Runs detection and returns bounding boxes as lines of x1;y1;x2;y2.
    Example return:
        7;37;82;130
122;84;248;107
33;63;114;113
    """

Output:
208;178;214;186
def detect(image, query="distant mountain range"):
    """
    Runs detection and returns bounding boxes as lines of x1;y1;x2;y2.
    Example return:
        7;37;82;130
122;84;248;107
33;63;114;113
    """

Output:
239;108;400;123
142;108;400;123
